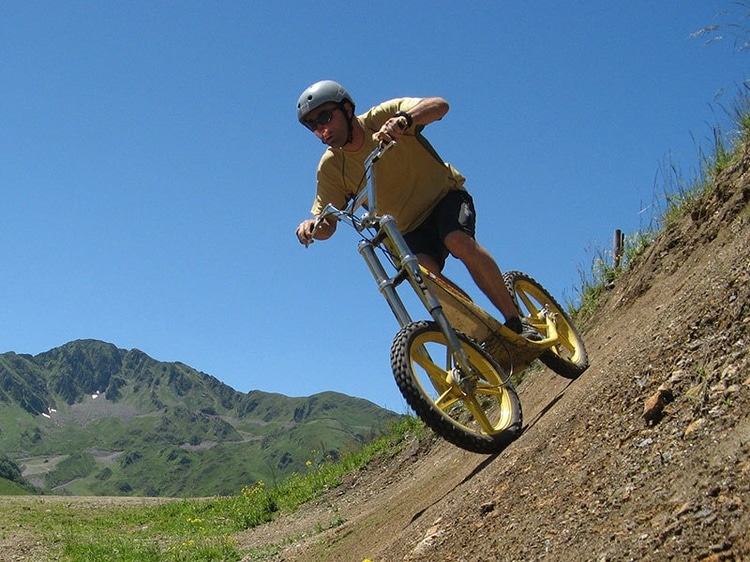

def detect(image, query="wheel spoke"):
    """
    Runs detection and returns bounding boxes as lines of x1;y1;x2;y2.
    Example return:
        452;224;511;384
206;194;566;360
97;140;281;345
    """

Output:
520;282;581;358
517;287;542;317
548;321;583;362
461;394;495;434
411;344;451;394
474;380;506;397
434;389;459;411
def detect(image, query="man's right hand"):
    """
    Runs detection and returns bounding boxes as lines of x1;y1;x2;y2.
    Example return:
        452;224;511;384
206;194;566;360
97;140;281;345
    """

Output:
296;218;317;247
296;216;337;247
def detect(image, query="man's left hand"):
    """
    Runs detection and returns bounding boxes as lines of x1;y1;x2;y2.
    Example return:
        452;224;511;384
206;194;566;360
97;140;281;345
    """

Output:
373;116;407;143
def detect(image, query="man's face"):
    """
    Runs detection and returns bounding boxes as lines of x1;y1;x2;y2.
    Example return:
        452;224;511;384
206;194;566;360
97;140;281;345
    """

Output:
302;102;349;148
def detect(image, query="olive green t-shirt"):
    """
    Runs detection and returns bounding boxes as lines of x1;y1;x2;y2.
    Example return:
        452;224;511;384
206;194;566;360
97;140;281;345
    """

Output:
310;98;466;234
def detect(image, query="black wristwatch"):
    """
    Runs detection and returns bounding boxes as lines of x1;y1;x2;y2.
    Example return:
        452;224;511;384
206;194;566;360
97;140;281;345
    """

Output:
394;110;413;129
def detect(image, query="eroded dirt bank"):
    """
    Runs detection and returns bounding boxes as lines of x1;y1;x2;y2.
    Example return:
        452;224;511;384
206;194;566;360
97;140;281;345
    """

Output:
236;147;750;561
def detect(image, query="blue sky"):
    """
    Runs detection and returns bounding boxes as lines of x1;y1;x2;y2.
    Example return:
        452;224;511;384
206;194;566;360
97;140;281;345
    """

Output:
1;1;747;412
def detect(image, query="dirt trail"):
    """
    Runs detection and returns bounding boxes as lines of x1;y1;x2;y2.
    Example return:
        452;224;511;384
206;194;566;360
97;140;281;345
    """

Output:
236;149;750;560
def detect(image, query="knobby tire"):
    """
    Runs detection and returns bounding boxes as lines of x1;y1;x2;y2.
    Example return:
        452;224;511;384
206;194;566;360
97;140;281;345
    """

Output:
390;320;523;454
503;270;589;379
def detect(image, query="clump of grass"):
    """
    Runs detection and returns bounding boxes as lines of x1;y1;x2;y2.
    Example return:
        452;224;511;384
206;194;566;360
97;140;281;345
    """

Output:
569;225;655;318
568;87;750;320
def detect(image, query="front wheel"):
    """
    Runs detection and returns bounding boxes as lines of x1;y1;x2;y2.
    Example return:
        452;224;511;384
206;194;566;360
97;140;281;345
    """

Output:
503;270;589;379
390;320;522;454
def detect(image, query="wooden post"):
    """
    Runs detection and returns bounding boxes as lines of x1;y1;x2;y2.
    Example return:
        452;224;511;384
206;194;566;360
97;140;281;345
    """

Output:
613;229;624;269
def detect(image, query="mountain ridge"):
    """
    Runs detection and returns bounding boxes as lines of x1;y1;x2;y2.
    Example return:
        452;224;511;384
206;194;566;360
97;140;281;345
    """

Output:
0;339;400;497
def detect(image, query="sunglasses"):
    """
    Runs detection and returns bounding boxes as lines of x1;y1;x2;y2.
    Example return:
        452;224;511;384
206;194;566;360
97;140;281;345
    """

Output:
303;106;339;131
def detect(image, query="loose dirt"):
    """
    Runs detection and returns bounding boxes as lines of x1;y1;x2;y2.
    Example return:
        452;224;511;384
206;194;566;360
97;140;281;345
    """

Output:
234;148;750;560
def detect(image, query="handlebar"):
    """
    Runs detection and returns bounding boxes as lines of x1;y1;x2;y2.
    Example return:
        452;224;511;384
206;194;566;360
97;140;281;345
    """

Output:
309;140;396;240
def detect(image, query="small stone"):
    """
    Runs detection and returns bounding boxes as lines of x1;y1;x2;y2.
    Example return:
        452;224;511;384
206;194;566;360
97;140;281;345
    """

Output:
721;364;739;379
643;383;674;425
724;384;741;395
684;418;707;437
673;502;694;516
668;370;687;384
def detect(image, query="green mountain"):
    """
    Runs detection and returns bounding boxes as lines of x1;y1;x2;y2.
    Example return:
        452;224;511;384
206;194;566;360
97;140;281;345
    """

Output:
0;340;400;497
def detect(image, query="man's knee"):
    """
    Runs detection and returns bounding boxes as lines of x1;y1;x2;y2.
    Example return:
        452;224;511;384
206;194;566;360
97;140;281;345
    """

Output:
444;230;478;259
417;253;442;275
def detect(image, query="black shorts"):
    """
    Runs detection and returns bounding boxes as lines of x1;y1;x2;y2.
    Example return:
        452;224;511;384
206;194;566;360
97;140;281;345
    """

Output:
403;190;476;270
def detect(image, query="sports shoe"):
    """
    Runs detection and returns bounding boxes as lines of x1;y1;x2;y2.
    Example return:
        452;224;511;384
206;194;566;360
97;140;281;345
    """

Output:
504;316;543;341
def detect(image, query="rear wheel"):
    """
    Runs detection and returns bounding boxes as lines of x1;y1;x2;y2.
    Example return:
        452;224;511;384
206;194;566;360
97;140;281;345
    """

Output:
503;271;589;379
390;320;522;454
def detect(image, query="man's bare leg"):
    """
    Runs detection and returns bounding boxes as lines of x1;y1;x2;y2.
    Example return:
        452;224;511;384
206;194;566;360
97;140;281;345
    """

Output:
442;231;520;320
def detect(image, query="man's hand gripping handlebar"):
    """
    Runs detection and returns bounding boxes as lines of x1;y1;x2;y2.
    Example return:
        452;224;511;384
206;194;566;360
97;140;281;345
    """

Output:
297;215;332;248
296;140;396;248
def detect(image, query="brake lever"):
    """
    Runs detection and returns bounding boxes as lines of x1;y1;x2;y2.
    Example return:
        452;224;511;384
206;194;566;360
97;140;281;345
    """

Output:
305;204;338;247
305;217;322;247
371;140;396;163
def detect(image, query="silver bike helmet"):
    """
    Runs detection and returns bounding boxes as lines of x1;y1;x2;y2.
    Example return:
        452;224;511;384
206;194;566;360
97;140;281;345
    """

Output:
296;80;354;123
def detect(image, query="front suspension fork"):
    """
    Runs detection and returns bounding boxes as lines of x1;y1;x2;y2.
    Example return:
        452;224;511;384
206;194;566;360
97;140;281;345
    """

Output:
357;215;477;385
